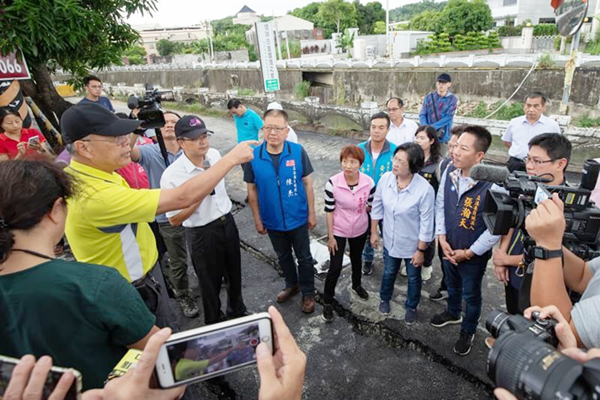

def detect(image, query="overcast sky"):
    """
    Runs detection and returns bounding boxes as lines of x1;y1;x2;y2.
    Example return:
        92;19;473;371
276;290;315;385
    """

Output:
126;0;428;28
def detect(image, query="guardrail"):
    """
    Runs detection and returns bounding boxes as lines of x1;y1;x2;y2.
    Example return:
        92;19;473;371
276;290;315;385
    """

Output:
62;53;600;74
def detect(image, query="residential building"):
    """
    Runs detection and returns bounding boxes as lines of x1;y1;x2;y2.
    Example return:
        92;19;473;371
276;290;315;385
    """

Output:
487;0;597;26
246;14;321;50
233;5;261;26
138;26;208;56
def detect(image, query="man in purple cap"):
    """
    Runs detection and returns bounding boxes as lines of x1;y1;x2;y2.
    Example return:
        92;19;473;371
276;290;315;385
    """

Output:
61;103;255;328
419;73;458;155
161;115;248;325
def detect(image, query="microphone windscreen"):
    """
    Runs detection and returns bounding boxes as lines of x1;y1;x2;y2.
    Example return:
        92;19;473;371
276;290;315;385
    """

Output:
469;164;509;184
127;95;140;110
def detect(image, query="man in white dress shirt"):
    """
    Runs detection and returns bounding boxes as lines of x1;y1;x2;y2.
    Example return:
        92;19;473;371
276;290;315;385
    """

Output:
161;115;247;325
385;97;419;147
501;92;561;172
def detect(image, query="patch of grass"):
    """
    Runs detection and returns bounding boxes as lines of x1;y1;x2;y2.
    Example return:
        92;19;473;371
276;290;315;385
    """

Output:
237;88;255;96
575;113;600;128
537;52;556;69
294;80;312;100
464;101;523;121
161;101;229;118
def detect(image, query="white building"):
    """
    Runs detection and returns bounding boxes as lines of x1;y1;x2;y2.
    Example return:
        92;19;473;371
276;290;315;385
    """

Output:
487;0;597;26
233;5;261;26
246;15;320;50
138;26;208;56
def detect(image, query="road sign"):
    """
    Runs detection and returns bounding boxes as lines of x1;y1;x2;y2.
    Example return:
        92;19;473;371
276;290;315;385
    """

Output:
255;21;280;92
0;50;30;81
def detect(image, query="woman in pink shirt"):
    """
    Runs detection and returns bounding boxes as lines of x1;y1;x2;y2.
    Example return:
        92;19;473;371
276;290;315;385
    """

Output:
322;144;375;323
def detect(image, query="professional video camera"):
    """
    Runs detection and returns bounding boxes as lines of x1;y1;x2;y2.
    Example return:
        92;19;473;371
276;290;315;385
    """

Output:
471;160;600;261
486;310;600;399
127;84;174;129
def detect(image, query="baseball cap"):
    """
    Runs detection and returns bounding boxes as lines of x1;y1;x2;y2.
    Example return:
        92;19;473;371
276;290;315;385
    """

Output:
60;103;142;144
437;73;452;83
175;115;214;139
267;102;283;110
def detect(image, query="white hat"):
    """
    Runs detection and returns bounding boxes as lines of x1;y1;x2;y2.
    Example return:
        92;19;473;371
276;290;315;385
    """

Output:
267;101;283;110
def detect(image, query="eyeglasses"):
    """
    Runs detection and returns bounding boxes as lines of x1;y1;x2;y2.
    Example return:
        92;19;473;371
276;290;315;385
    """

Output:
87;85;102;89
524;157;554;166
392;158;408;166
387;107;400;112
80;134;130;146
262;126;287;134
180;135;210;143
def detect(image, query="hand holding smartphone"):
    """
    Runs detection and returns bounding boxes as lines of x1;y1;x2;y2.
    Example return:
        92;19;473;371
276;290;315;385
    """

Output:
155;313;273;388
27;135;40;149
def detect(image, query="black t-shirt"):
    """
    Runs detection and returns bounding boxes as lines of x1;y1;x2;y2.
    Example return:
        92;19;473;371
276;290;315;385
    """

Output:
243;147;314;183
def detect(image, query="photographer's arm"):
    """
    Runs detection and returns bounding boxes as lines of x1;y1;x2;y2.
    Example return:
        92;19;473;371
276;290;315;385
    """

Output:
562;247;593;294
526;194;574;320
157;141;256;215
129;133;142;162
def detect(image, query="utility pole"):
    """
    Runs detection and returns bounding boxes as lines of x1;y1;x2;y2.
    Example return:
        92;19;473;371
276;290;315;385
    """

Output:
385;0;390;58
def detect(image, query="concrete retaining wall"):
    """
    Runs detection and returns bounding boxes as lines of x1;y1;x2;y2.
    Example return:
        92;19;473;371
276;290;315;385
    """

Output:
56;66;600;108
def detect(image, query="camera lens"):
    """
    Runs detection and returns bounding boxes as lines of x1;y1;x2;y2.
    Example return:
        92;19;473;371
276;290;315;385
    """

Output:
489;332;583;399
486;310;512;339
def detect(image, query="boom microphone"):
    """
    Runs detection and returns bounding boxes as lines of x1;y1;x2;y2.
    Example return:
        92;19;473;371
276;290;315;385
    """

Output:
470;164;510;184
127;95;140;110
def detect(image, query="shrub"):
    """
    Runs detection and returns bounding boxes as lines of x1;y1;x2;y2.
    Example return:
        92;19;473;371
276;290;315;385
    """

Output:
294;80;312;99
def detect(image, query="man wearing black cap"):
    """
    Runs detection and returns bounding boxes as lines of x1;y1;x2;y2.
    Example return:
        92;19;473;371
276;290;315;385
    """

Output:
419;73;458;155
161;115;248;325
60;103;255;328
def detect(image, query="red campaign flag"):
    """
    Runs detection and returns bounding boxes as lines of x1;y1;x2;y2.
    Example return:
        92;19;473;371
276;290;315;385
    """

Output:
286;160;295;167
551;0;564;10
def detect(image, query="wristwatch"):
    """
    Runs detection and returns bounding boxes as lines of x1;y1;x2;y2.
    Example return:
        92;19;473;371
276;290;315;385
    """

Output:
417;247;427;253
531;246;563;260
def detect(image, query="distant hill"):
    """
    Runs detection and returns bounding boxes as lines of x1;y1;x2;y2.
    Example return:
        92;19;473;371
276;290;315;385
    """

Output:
389;0;447;22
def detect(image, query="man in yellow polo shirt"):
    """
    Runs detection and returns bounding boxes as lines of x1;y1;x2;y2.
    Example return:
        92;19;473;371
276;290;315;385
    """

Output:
60;103;256;327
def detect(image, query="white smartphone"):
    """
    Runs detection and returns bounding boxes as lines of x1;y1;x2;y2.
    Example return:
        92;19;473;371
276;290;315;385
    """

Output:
155;313;273;388
27;136;40;147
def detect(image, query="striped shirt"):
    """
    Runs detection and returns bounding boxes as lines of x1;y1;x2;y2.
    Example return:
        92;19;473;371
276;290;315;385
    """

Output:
324;179;376;212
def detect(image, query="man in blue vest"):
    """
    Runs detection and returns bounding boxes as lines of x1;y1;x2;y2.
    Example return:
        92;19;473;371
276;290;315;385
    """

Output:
244;109;317;314
358;112;397;275
430;125;502;356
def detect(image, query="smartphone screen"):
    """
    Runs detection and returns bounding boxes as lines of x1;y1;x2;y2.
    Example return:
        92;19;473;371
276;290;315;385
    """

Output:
27;136;40;146
0;355;81;400
157;314;272;387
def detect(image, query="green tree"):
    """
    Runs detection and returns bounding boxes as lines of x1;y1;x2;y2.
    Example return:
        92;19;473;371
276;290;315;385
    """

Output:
390;0;447;22
373;21;387;34
409;10;442;33
318;0;358;34
123;44;147;65
290;2;322;24
156;39;180;57
336;29;355;57
354;1;386;35
438;0;493;36
0;0;157;127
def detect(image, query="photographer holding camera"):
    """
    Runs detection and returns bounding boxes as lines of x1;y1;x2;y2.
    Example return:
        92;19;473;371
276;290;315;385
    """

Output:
493;133;571;315
524;191;600;349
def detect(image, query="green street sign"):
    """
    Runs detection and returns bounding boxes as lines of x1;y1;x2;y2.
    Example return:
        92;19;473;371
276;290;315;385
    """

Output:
265;79;280;92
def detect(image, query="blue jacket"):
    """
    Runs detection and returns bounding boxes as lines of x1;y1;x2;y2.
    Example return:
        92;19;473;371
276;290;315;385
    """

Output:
443;171;494;263
251;142;308;232
358;140;396;186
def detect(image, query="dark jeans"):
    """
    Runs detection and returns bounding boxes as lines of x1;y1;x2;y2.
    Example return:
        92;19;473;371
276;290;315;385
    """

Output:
505;283;520;315
380;248;422;310
185;213;246;325
443;259;487;334
362;217;382;263
267;224;315;296
324;230;368;304
437;241;448;292
132;262;178;330
149;221;167;261
507;156;526;173
158;222;190;297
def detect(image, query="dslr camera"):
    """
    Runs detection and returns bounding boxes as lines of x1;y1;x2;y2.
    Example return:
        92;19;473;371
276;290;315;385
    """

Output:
477;160;600;261
486;310;600;399
127;84;174;129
